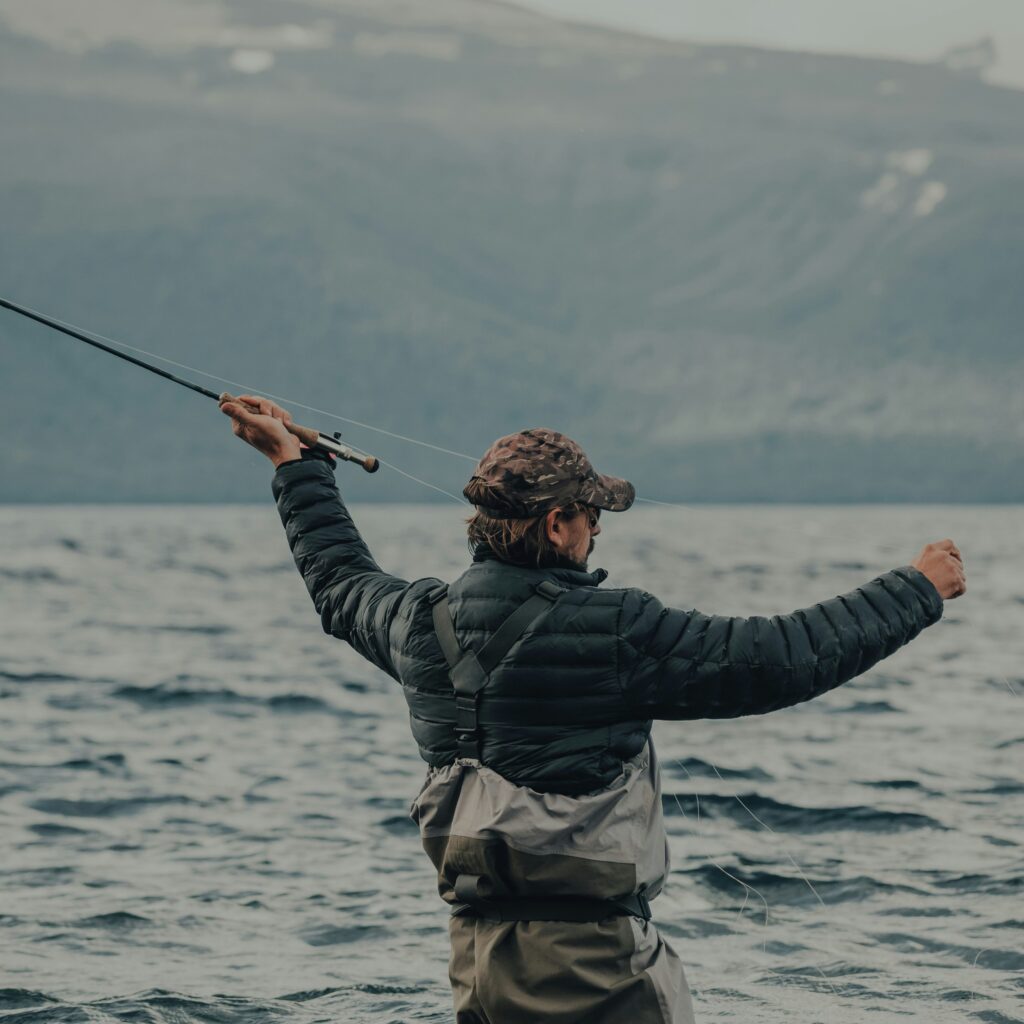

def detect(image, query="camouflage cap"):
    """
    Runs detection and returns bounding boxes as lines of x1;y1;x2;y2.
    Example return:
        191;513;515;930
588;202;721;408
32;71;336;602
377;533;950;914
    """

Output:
464;428;635;519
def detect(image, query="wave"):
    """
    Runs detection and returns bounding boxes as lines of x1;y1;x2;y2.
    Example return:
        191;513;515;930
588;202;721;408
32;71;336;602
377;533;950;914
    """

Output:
0;754;127;775
827;700;901;714
0;990;59;1010
0;568;64;583
28;795;197;818
681;863;927;906
88;622;235;635
929;871;1024;896
870;932;1024;971
859;778;931;791
25;823;92;838
994;735;1024;749
281;983;426;1000
111;684;334;713
74;912;152;930
665;757;773;781
299;922;387;946
662;790;943;832
0;671;79;683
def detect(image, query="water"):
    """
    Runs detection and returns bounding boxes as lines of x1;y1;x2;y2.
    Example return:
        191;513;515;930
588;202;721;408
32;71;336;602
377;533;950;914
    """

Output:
1;502;1021;1023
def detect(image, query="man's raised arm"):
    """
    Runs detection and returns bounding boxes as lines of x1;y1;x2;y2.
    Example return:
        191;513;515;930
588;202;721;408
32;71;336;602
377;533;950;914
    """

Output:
220;394;420;681
618;543;965;720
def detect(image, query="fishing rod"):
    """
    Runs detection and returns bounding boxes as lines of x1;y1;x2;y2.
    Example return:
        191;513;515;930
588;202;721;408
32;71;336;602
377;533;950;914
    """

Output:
0;296;379;473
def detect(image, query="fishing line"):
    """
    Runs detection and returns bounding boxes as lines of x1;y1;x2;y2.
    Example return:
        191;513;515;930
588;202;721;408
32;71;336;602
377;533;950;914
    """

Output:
375;457;469;506
996;675;1018;697
671;759;771;949
708;764;829;911
635;496;702;509
670;790;771;946
674;757;842;1001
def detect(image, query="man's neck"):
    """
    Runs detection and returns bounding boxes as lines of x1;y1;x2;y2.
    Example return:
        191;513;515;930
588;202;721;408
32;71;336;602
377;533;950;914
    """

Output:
472;543;586;573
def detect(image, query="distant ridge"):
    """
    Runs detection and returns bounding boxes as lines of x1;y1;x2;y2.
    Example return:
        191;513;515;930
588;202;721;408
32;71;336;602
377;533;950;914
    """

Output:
0;0;1021;501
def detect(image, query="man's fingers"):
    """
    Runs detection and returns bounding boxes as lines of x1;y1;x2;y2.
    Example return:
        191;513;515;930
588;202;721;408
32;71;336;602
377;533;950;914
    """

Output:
237;393;292;426
242;395;272;416
220;401;258;424
930;539;963;565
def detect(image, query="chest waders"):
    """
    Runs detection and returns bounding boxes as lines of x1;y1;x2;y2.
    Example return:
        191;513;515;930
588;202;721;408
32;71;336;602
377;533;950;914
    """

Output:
431;580;653;925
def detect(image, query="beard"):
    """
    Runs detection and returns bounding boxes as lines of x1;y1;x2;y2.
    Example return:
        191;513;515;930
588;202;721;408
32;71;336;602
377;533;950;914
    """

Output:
544;537;595;573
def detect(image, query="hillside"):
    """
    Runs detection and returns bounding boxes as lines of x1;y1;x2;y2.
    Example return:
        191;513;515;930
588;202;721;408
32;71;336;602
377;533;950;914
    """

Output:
1;0;1021;502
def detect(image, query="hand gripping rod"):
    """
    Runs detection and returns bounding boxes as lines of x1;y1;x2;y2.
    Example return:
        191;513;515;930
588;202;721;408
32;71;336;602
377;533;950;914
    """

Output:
0;296;379;473
219;391;378;472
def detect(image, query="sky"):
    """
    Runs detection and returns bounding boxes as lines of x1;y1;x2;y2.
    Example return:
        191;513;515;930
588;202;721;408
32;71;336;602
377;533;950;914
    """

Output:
519;0;1024;89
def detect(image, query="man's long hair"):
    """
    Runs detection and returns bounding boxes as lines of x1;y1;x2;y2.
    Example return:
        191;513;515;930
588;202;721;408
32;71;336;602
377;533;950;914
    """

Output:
466;502;589;568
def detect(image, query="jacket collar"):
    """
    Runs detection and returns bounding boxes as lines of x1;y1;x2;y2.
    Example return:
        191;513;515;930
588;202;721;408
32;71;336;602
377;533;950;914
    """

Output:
471;543;608;586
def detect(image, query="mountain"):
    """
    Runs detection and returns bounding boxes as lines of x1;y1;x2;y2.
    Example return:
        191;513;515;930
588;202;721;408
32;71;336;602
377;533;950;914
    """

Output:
1;0;1021;502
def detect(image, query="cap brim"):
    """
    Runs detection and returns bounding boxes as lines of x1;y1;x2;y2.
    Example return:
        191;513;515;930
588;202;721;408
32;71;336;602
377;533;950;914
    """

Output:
582;473;635;512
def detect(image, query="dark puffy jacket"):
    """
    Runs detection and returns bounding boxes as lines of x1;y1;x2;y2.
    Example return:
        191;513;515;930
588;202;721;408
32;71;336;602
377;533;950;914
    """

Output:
273;457;944;795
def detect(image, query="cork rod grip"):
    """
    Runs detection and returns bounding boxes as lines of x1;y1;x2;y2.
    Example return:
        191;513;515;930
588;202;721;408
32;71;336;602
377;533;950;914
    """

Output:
220;392;318;445
220;392;379;473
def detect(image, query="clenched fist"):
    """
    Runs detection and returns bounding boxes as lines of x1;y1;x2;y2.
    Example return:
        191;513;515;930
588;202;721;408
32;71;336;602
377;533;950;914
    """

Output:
911;539;966;601
220;393;303;467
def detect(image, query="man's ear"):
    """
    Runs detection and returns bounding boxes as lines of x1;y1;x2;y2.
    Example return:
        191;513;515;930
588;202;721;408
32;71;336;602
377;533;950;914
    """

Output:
544;508;564;546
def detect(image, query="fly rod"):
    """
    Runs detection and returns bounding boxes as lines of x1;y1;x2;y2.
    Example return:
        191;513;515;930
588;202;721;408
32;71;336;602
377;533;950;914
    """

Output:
0;296;379;473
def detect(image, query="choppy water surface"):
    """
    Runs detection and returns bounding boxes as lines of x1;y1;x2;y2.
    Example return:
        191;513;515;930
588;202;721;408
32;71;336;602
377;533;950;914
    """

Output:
1;503;1021;1024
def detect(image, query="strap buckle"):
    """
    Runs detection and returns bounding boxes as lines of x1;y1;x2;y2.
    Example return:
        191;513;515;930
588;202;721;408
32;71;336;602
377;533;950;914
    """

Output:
454;695;480;758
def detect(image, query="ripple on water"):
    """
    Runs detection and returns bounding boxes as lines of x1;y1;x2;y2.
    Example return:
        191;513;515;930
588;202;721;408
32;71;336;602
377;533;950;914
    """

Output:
0;990;60;1010
280;983;426;1000
111;683;335;714
0;568;64;582
299;922;388;946
74;912;152;930
28;795;198;818
666;757;773;781
0;671;79;683
661;791;944;832
25;823;92;838
682;863;927;906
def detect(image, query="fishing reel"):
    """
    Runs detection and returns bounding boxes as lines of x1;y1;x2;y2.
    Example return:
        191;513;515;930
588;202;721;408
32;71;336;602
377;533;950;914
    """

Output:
316;430;380;474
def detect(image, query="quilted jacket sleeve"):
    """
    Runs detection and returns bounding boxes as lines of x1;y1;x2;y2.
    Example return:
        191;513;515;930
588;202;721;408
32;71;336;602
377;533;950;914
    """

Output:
271;456;413;680
619;567;943;720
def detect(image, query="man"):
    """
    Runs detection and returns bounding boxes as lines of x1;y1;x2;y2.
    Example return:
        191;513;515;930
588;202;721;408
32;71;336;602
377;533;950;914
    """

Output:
220;394;966;1024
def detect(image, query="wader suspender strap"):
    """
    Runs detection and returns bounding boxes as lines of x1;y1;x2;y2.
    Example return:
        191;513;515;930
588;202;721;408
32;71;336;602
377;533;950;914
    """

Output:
432;579;562;760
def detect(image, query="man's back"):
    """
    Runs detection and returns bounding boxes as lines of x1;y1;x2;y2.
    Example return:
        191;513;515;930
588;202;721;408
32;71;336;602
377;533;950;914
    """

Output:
405;550;648;795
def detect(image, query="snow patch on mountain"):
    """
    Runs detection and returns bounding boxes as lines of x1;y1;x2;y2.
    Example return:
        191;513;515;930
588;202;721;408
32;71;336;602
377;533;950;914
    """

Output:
888;149;933;176
913;181;948;217
939;37;997;77
861;149;938;213
229;49;275;74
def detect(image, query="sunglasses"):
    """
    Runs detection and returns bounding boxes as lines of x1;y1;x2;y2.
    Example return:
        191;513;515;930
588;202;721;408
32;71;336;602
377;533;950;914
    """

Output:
554;506;601;528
